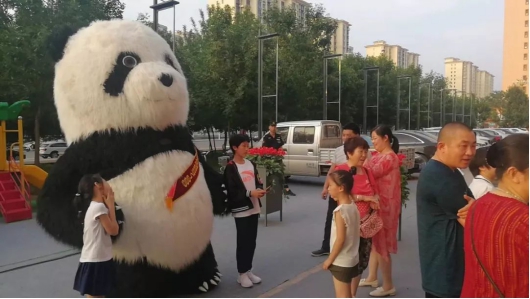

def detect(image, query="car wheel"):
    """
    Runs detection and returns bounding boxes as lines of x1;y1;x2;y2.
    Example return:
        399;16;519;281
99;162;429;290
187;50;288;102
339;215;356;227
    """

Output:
50;152;59;158
416;153;429;172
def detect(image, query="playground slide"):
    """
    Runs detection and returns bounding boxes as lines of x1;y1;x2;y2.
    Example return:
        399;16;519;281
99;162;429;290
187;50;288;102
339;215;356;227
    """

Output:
21;165;48;189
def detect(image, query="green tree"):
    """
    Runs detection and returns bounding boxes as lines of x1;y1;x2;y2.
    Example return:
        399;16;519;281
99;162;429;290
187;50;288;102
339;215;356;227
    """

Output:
502;85;529;128
0;0;125;164
473;91;503;127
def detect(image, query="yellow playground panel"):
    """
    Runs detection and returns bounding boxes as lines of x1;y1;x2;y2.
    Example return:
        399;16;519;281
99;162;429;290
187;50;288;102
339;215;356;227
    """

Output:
0;101;48;190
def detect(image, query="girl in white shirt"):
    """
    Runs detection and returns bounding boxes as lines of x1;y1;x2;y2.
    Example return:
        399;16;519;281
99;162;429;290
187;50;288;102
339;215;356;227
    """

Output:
73;174;119;298
323;170;361;298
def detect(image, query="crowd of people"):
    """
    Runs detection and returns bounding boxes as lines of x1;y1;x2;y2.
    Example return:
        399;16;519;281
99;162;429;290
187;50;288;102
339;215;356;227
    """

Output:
417;123;528;298
68;121;528;298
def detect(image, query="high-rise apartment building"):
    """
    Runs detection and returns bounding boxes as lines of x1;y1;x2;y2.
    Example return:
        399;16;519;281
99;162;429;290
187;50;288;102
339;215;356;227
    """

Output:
365;40;420;68
502;0;529;93
208;0;351;55
476;70;495;98
330;20;352;55
444;57;494;98
207;0;309;22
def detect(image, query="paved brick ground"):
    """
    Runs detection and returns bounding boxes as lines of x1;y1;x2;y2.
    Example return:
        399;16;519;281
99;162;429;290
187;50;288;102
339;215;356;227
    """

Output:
0;176;423;298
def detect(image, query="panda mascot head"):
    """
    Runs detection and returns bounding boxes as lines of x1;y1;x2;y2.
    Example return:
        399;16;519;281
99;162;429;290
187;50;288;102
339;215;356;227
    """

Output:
52;20;188;143
38;20;226;297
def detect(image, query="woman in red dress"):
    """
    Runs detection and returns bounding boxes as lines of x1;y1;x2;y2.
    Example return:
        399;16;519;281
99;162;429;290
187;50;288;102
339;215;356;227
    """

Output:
333;137;380;297
461;134;529;298
359;125;401;297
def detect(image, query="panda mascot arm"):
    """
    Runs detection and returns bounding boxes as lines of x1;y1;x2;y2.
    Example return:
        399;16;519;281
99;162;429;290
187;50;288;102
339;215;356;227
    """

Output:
197;147;229;216
36;142;125;248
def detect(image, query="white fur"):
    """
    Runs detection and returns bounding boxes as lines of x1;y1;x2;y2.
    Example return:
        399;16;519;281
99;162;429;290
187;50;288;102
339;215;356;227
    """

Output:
54;20;189;144
109;150;214;272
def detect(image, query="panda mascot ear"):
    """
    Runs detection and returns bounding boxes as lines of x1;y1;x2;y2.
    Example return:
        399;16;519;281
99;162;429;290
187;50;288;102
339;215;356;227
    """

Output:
47;25;79;62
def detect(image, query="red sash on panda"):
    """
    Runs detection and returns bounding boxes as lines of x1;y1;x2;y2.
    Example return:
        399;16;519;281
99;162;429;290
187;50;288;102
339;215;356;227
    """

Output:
165;150;200;211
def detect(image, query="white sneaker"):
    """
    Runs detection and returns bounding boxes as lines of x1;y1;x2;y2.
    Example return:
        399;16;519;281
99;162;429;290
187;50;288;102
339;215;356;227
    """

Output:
237;273;253;288
247;271;262;284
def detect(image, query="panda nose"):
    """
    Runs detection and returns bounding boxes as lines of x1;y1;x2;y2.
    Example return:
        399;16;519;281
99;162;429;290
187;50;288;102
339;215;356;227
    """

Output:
159;73;173;87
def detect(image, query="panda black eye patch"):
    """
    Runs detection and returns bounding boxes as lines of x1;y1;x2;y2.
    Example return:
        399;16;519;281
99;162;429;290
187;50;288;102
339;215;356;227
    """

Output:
165;54;179;73
103;52;142;97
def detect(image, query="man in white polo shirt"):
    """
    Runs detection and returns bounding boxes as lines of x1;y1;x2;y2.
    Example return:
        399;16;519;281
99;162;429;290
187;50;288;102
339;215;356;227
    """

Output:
311;123;370;256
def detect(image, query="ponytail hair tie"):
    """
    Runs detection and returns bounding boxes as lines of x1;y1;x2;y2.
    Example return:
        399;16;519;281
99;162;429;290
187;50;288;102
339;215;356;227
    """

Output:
349;167;357;175
75;193;81;197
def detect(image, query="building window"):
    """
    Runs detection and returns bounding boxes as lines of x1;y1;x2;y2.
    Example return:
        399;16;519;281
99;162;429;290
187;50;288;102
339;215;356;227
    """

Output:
525;53;528;60
524;75;528;81
525;42;529;49
527;9;529;16
525;65;528;71
526;31;529;38
526;20;529;27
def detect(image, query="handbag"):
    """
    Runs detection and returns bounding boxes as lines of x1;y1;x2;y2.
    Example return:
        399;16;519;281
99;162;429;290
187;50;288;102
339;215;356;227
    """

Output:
360;209;383;238
470;204;504;298
359;167;383;239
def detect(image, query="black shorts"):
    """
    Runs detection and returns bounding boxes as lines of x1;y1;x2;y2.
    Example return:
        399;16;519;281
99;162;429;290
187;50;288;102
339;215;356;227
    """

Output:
329;264;360;283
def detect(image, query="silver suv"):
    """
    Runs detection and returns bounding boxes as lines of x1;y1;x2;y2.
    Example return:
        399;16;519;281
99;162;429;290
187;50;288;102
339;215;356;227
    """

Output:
40;141;68;159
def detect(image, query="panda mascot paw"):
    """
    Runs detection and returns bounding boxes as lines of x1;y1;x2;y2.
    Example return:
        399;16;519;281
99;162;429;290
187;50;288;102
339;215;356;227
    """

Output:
37;20;227;297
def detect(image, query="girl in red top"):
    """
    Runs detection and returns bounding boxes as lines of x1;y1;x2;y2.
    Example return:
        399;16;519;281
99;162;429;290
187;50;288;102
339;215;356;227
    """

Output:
334;137;380;297
461;134;529;298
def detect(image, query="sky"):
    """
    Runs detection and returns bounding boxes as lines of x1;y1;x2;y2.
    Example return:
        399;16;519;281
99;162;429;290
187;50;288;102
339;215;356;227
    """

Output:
122;0;504;90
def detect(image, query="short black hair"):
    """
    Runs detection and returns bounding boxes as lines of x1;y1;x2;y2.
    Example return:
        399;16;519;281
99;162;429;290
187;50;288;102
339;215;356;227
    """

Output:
344;136;369;156
469;147;490;177
342;123;360;135
229;134;250;151
487;133;529;178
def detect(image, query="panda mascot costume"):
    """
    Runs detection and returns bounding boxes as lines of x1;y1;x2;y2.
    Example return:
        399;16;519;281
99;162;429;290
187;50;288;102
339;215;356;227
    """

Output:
36;20;227;297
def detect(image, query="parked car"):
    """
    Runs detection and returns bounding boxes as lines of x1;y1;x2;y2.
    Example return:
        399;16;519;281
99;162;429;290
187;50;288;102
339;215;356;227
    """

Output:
254;120;416;178
39;141;68;158
394;130;437;173
5;148;25;160
486;129;509;138
255;120;342;177
505;128;528;133
474;129;502;143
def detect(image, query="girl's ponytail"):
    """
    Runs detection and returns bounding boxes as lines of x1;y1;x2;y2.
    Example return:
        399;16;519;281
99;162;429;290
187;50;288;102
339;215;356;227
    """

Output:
73;174;104;219
349;166;357;175
391;135;400;154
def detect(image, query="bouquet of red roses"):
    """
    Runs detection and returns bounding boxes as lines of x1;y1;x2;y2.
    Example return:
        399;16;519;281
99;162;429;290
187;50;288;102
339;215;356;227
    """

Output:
247;147;286;177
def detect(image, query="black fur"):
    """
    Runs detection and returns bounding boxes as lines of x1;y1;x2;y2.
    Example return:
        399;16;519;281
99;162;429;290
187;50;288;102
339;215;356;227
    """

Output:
48;26;79;62
110;243;220;297
103;52;142;96
37;125;227;296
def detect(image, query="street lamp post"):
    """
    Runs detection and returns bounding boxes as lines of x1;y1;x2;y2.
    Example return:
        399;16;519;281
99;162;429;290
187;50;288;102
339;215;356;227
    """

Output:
257;33;279;140
469;94;474;126
444;89;457;123
363;67;380;134
396;75;412;130
439;89;444;126
323;54;343;121
417;82;432;129
150;1;180;50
